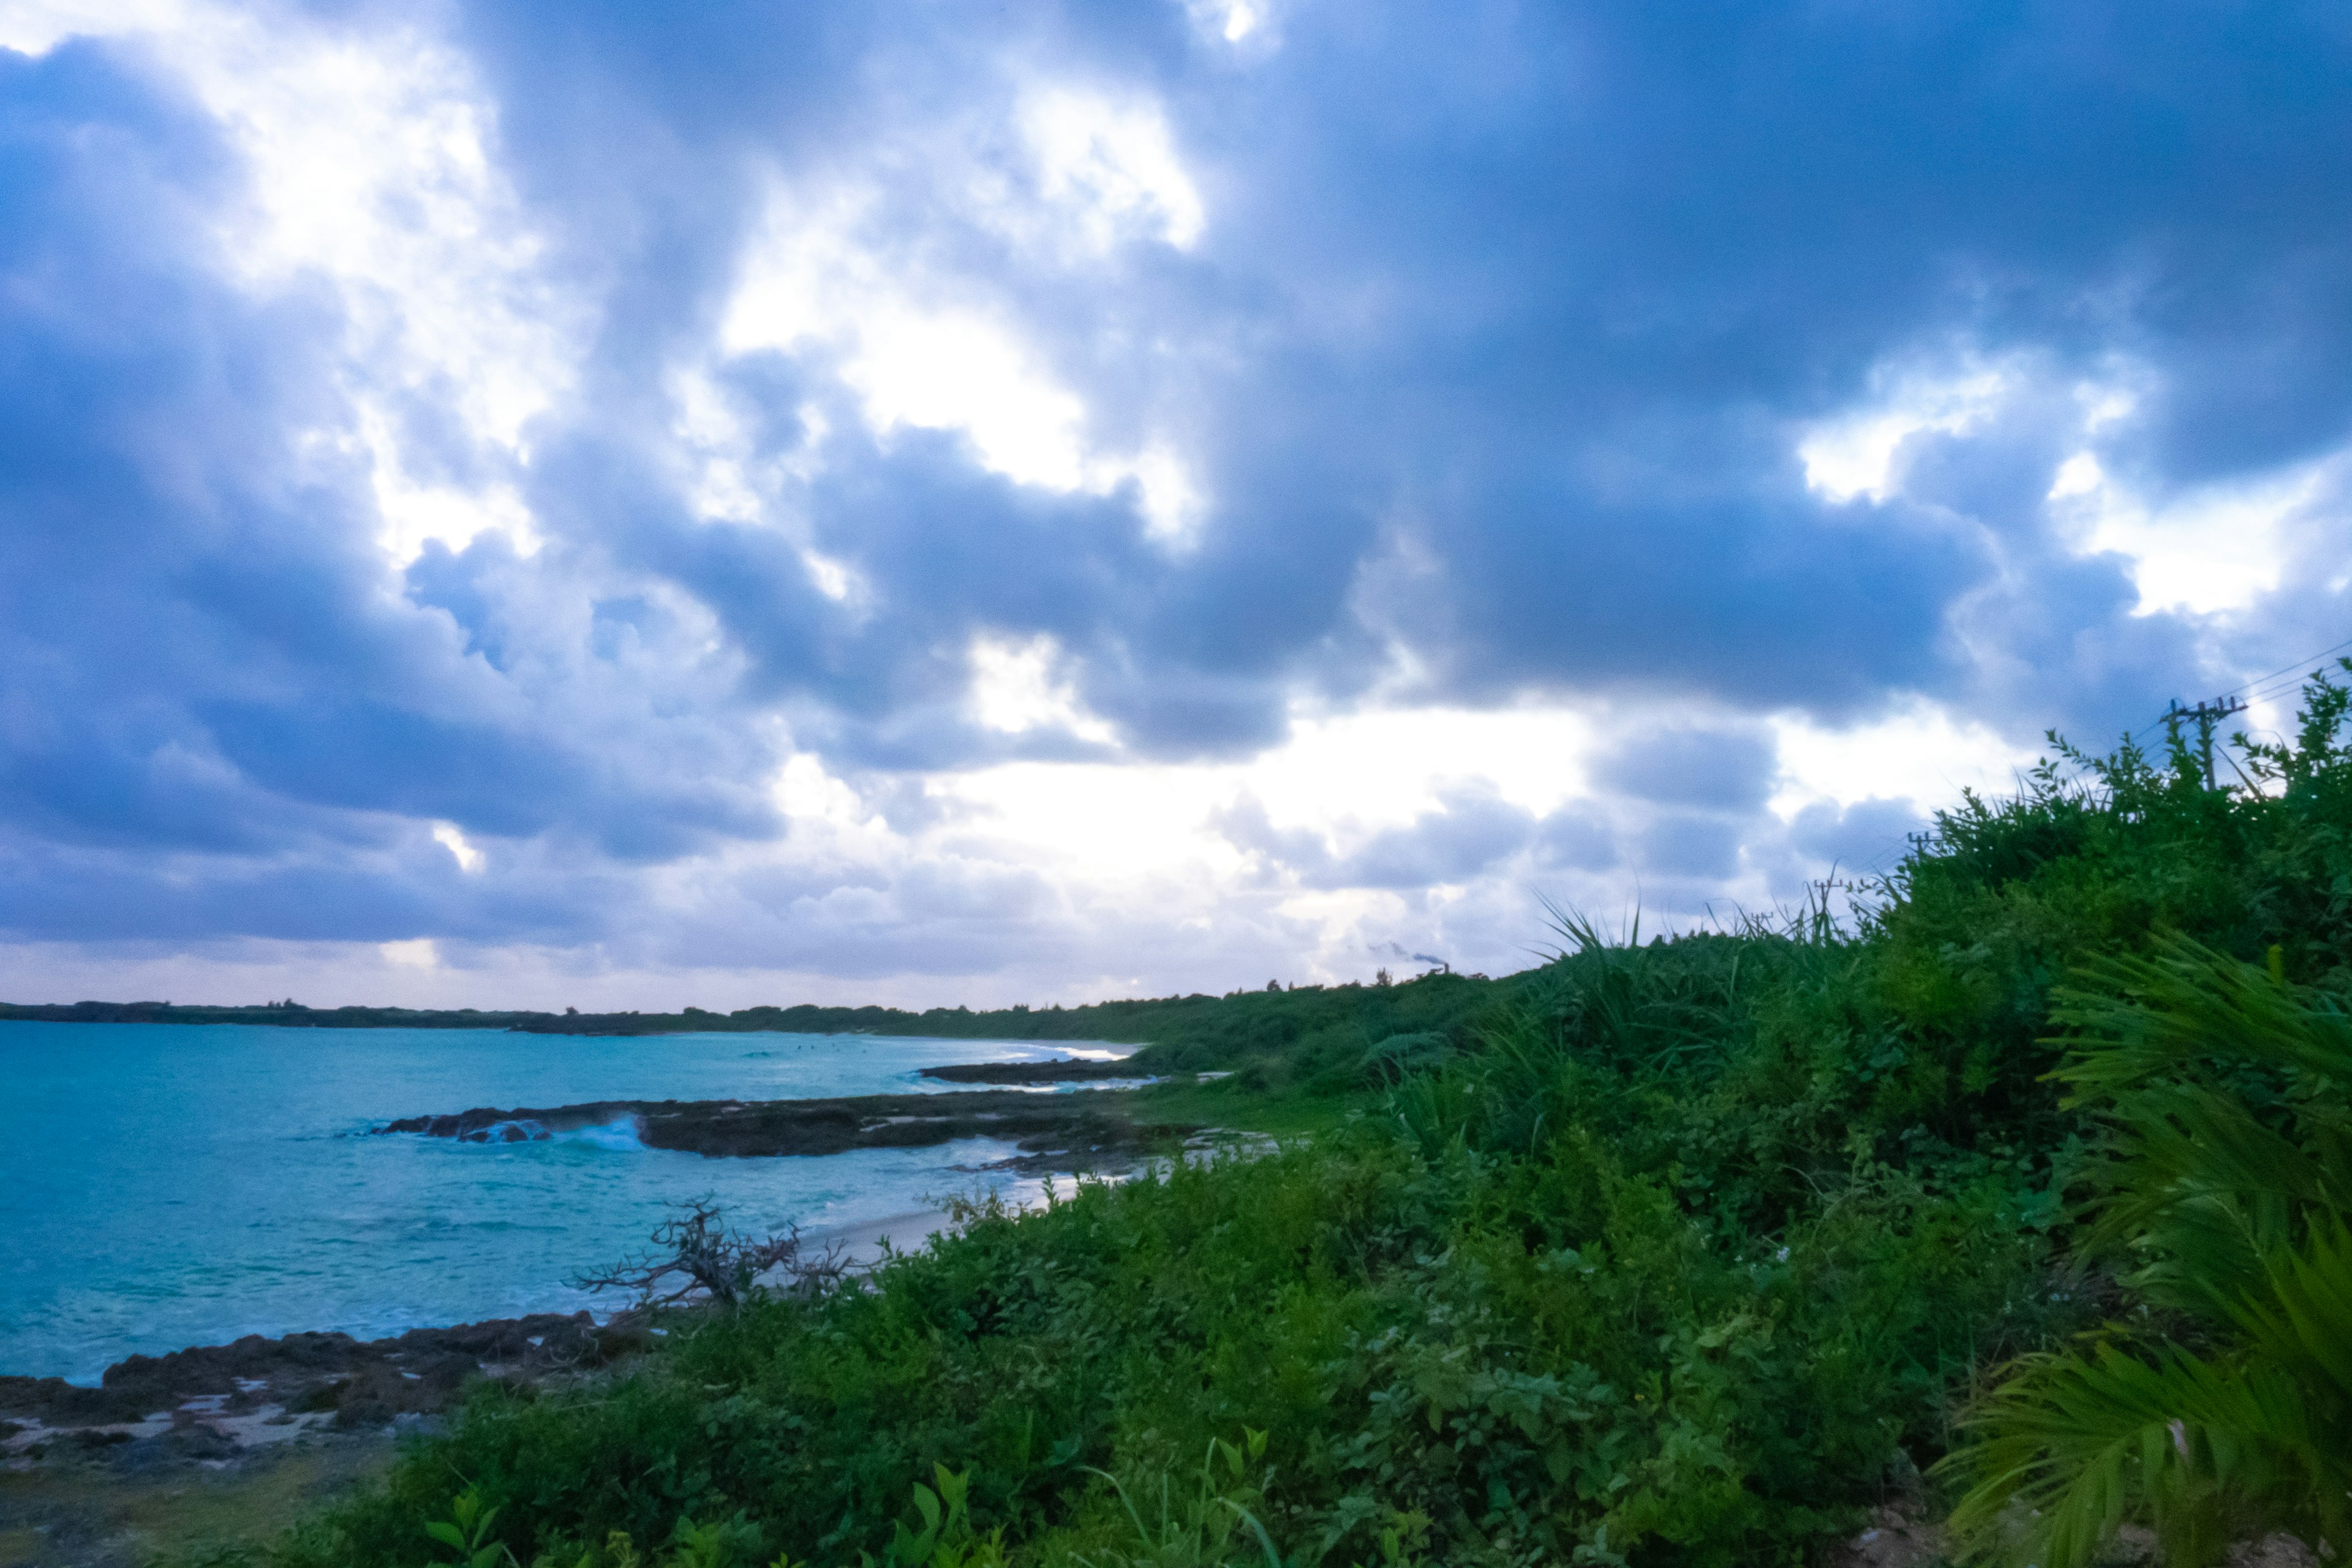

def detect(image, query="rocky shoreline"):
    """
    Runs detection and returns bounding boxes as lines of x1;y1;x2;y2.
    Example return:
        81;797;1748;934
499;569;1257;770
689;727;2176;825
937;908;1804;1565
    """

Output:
0;1315;658;1568
0;1312;636;1466
376;1085;1197;1168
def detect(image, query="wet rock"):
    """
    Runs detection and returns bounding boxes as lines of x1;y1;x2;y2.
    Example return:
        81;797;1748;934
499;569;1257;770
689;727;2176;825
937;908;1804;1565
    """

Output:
0;1376;146;1428
377;1090;1196;1163
1;1311;613;1472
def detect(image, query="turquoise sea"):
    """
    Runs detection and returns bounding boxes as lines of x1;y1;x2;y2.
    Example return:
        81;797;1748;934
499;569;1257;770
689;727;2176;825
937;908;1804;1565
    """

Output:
0;1022;1125;1383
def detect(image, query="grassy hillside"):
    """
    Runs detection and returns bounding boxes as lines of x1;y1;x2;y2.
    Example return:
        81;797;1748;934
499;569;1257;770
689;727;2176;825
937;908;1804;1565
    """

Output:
183;673;2352;1567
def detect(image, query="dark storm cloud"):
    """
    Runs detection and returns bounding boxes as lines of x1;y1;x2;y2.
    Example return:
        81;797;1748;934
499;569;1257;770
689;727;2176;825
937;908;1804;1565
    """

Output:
426;0;2352;760
0;37;779;941
1593;727;1779;814
7;0;2352;952
0;821;624;944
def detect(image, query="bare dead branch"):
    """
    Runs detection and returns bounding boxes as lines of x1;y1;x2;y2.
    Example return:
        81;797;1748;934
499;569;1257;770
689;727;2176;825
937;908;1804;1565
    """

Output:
571;1197;846;1317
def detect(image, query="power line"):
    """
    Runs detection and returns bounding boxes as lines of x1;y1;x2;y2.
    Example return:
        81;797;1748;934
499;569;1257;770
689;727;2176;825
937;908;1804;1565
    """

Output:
2215;635;2352;703
2119;633;2350;750
2165;696;2249;789
1824;630;2351;883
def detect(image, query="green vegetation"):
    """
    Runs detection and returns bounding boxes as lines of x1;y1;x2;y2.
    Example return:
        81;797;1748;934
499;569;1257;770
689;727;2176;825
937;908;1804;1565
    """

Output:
535;975;1516;1055
1943;938;2352;1565
172;673;2352;1566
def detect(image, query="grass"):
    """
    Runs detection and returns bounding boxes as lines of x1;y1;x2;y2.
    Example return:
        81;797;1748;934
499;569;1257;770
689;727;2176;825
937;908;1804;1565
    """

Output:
1123;1077;1367;1140
0;1432;394;1567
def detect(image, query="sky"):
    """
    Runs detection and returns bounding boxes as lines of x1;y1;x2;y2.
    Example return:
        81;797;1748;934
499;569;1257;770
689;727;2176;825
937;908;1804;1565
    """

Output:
1;0;2348;1011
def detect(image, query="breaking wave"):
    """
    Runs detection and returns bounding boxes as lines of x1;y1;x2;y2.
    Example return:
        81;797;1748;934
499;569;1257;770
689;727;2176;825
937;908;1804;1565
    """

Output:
451;1115;644;1150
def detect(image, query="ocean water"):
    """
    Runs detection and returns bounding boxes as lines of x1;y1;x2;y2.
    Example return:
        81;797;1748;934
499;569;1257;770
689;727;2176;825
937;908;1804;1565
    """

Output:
0;1022;1128;1383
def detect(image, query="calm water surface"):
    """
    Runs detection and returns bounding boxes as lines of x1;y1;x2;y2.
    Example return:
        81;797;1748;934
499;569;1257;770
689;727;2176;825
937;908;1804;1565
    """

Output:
0;1022;1125;1382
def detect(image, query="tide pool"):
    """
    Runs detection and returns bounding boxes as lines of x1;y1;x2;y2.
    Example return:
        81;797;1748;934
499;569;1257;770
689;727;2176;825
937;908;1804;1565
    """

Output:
0;1022;1126;1382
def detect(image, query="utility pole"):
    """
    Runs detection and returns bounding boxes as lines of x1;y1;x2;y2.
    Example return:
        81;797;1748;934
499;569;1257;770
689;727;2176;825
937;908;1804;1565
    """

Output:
2165;696;2248;790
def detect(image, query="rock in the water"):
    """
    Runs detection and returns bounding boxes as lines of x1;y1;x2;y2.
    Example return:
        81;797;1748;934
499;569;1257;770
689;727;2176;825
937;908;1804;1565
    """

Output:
376;1090;1194;1166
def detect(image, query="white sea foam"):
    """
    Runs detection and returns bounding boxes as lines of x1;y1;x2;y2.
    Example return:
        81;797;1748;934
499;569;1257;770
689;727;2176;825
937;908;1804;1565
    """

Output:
999;1077;1158;1094
559;1116;646;1151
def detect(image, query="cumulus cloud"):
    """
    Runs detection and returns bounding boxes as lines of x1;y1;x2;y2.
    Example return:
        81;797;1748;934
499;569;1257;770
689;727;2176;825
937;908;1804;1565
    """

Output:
1213;783;1536;891
3;0;2350;1001
1592;727;1779;814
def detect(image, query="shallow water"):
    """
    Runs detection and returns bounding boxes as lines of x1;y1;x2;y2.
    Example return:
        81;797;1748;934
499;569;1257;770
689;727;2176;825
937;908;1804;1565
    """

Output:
0;1022;1126;1382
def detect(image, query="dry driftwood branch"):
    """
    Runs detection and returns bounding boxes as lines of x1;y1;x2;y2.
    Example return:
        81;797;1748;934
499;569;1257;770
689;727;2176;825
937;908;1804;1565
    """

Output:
572;1197;846;1316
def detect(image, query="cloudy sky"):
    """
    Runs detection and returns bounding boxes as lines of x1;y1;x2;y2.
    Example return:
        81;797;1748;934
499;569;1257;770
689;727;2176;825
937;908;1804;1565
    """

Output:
1;0;2345;1009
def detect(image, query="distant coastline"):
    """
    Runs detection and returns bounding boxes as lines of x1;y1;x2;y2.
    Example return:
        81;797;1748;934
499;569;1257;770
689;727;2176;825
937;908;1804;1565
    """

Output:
0;972;1482;1044
0;995;1193;1039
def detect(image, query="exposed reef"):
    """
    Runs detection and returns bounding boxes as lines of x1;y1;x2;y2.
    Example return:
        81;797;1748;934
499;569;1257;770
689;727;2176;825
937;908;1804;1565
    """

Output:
0;1314;653;1567
0;1313;633;1458
376;1089;1194;1169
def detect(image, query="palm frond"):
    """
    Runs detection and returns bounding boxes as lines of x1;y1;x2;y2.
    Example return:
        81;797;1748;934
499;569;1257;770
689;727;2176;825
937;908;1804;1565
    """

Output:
1947;935;2352;1565
2050;937;2352;1094
1946;1340;2316;1568
2228;1217;2352;1406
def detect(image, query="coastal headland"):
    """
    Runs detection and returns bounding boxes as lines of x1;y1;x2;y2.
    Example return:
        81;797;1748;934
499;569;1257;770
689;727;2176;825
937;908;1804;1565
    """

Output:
375;1085;1196;1168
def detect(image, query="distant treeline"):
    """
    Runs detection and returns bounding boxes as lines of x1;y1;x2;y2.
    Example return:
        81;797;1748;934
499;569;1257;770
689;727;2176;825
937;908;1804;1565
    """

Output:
0;1000;563;1030
0;971;1513;1079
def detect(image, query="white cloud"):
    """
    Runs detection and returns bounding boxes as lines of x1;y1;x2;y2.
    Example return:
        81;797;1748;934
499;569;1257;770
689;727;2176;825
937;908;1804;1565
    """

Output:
1799;359;2016;503
1770;701;2032;818
723;189;1103;490
380;937;439;968
1801;347;2313;619
0;0;185;55
660;366;864;606
968;633;1118;742
720;102;1214;546
1017;86;1205;251
933;702;1607;923
1182;0;1275;48
854;307;1096;489
431;821;485;873
2050;449;2335;617
773;753;895;843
